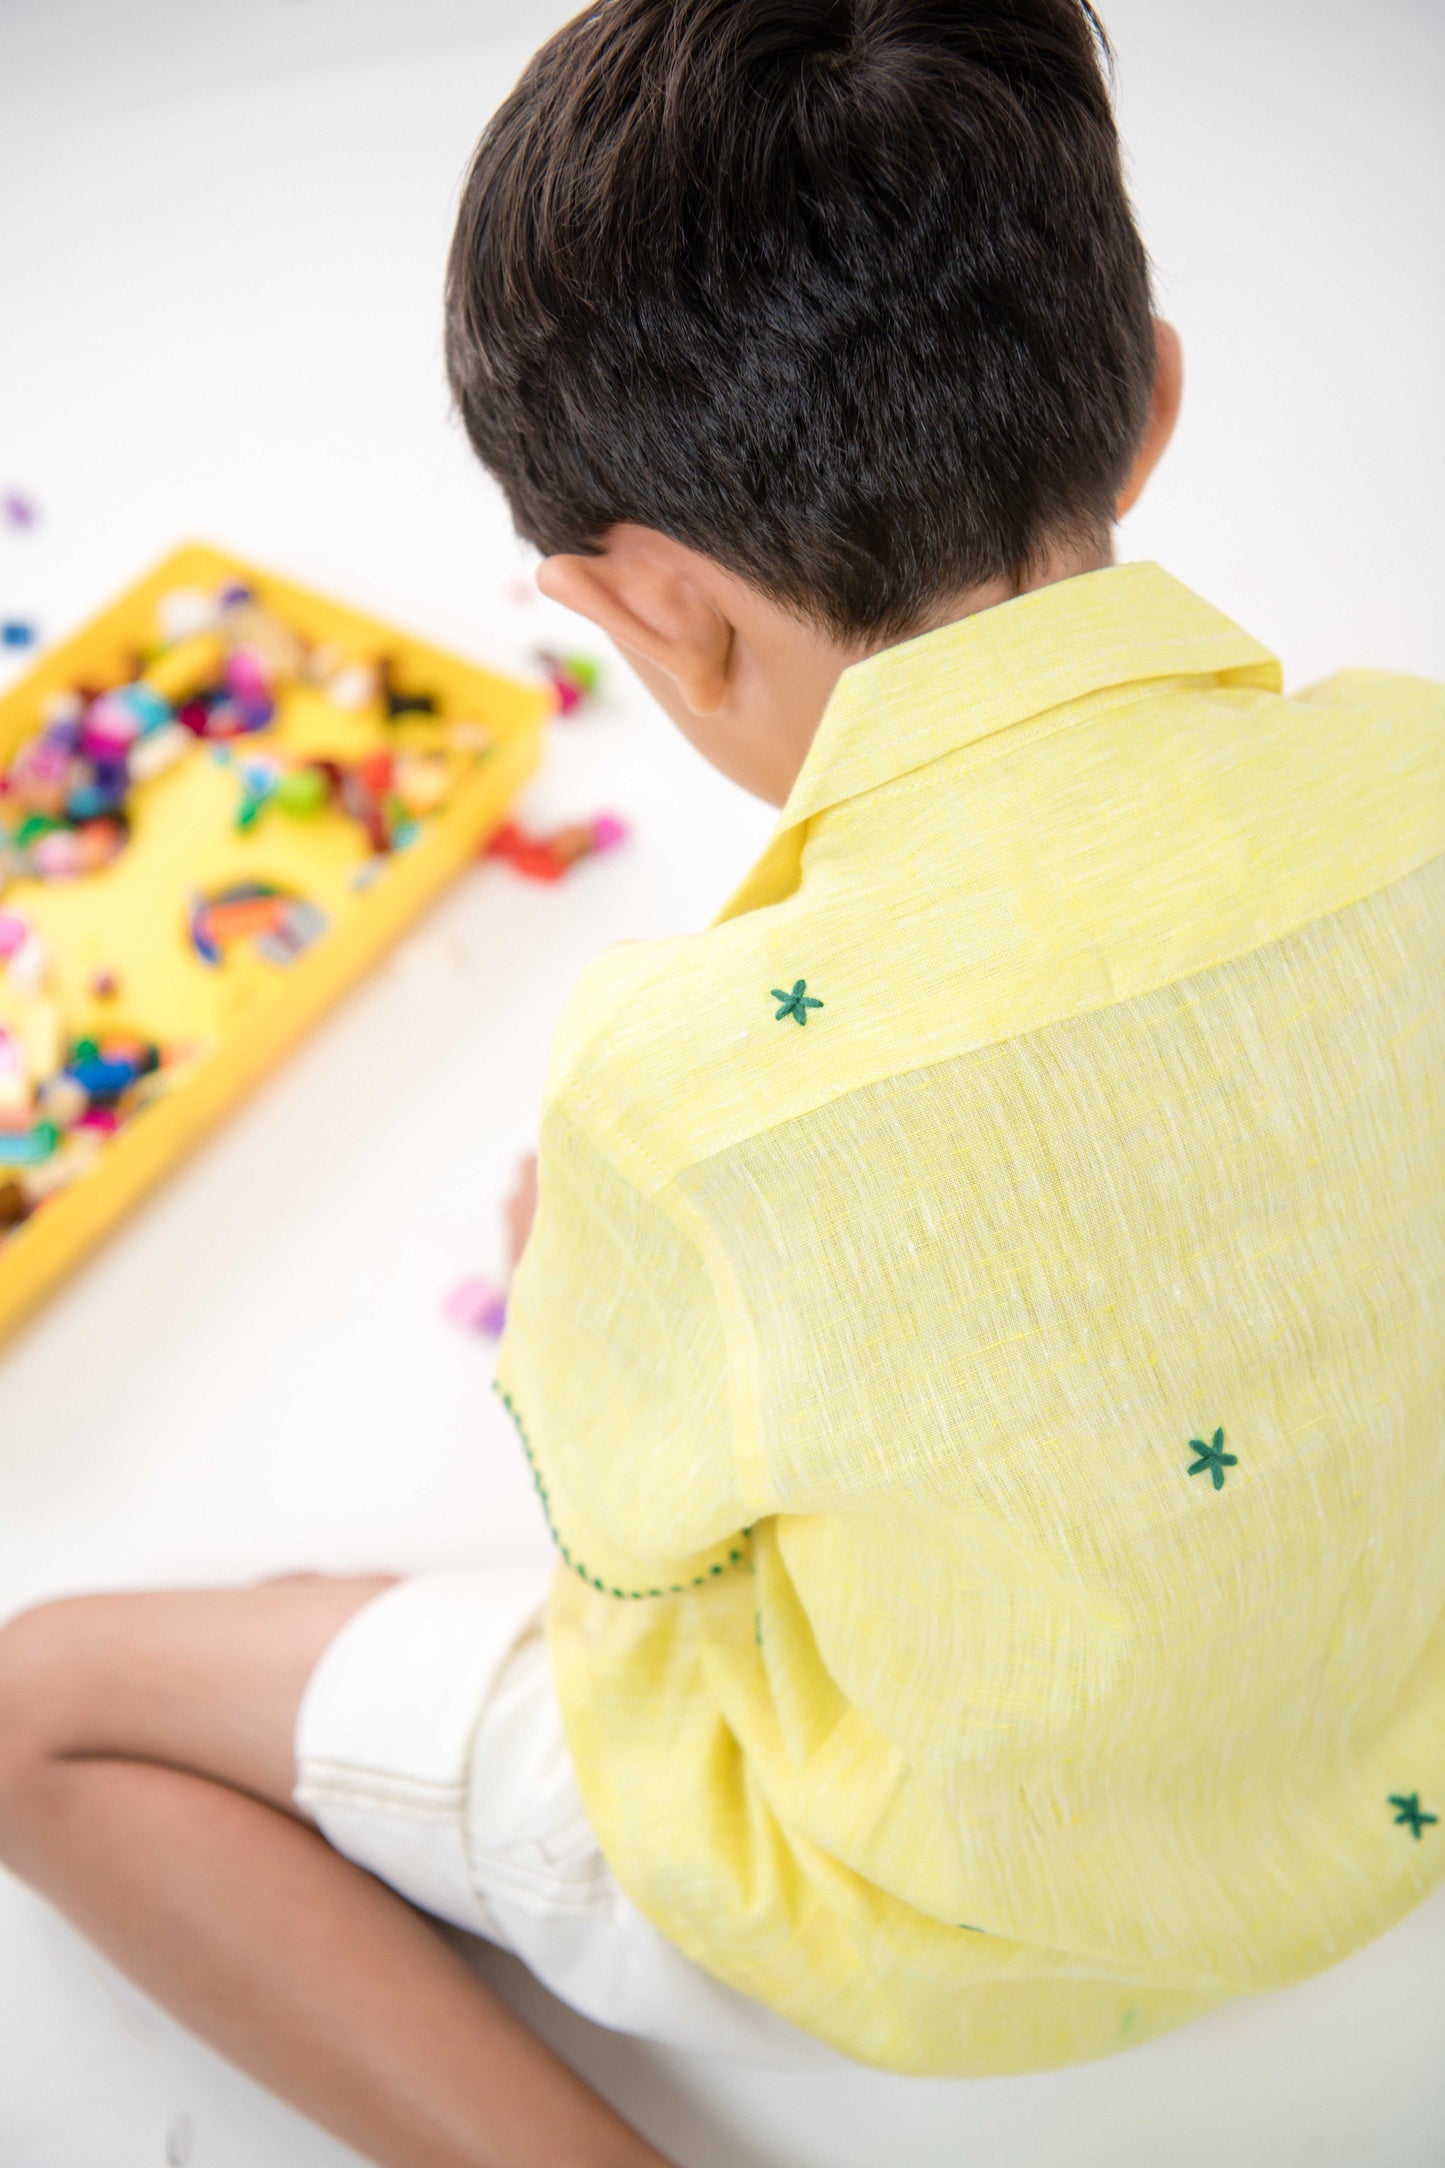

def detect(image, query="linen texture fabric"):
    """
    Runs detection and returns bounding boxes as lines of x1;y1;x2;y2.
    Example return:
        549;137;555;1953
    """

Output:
496;562;1445;2075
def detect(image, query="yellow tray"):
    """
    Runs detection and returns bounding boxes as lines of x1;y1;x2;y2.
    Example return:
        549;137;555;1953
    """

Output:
0;541;547;1348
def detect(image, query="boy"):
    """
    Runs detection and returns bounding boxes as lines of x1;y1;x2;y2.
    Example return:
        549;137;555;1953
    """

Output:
1;2;1442;2164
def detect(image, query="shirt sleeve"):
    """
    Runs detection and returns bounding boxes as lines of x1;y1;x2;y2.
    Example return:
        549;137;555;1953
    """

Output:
494;1100;755;1600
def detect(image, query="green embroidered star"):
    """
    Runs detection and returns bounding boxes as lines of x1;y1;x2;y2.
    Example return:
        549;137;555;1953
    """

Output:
1187;1426;1237;1490
771;978;823;1026
1388;1792;1439;1840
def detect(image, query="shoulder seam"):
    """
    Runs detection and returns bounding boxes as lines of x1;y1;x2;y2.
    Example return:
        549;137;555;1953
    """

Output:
572;839;1445;1194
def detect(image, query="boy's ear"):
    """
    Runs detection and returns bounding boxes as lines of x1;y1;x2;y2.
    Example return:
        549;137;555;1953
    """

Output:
535;528;733;714
1116;319;1183;518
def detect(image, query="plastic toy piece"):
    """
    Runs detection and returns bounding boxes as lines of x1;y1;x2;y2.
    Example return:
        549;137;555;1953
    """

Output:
378;657;440;721
393;752;452;817
188;882;298;967
534;650;601;716
327;661;378;711
142;632;226;706
28;830;83;879
188;881;328;969
274;766;328;817
0;1028;25;1119
1;622;37;650
204;887;290;940
0;1122;58;1167
36;1074;87;1126
187;898;222;967
254;899;328;966
125;721;190;784
4;930;48;994
485;812;629;883
444;1276;508;1337
156;587;220;644
66;1054;143;1101
233;752;283;832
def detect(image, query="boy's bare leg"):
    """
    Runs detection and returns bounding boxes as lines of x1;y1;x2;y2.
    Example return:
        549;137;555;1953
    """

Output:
0;1578;673;2168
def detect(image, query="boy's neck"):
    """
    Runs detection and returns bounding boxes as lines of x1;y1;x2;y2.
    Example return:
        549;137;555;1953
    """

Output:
901;535;1114;645
759;533;1115;806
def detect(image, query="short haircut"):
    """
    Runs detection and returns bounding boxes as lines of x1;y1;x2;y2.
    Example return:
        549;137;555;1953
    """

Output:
445;0;1155;645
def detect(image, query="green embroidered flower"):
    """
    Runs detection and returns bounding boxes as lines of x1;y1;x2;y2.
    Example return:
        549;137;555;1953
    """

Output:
1388;1792;1439;1839
1187;1426;1237;1490
771;978;823;1025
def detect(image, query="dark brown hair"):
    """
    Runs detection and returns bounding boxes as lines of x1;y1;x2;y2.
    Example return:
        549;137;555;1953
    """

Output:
445;0;1154;643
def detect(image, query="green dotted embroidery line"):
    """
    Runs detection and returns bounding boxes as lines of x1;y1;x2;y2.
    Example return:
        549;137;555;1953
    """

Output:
495;1384;754;1600
1389;1792;1438;1839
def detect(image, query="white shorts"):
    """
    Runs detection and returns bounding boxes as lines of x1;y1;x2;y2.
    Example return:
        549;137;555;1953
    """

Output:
293;1567;841;2069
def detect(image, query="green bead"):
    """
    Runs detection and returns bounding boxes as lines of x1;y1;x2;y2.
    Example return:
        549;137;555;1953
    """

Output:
275;768;328;817
560;653;600;695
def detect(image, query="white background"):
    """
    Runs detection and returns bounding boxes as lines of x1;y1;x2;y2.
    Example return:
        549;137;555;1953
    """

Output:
1;2;1443;2162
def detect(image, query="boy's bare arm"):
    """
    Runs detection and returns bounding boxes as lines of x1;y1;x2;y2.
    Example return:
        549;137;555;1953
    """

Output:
507;1153;539;1271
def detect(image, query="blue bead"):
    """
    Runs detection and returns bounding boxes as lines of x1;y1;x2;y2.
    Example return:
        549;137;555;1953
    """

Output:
66;785;122;822
115;682;173;734
65;1056;140;1100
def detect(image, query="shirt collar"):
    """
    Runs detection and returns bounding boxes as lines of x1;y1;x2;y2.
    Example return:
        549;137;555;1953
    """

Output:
715;562;1282;923
785;561;1281;828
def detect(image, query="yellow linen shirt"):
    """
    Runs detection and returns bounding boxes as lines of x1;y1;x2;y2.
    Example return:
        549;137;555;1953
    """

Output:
496;561;1445;2075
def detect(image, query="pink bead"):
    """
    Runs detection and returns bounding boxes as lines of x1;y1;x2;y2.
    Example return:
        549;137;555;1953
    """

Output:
82;693;141;752
443;1276;508;1337
30;830;85;879
203;699;246;737
224;648;272;705
590;813;628;852
21;742;69;786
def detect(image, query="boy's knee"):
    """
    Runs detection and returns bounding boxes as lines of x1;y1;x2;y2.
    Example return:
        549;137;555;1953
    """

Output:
0;1598;112;1818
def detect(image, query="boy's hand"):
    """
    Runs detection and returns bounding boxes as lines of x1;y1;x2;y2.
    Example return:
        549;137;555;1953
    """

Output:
506;1153;538;1271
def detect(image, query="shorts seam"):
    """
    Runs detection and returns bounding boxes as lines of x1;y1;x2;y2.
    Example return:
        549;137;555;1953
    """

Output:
296;1760;466;1818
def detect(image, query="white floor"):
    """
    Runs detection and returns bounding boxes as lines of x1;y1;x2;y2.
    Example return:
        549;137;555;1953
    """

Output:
1;3;1443;2163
